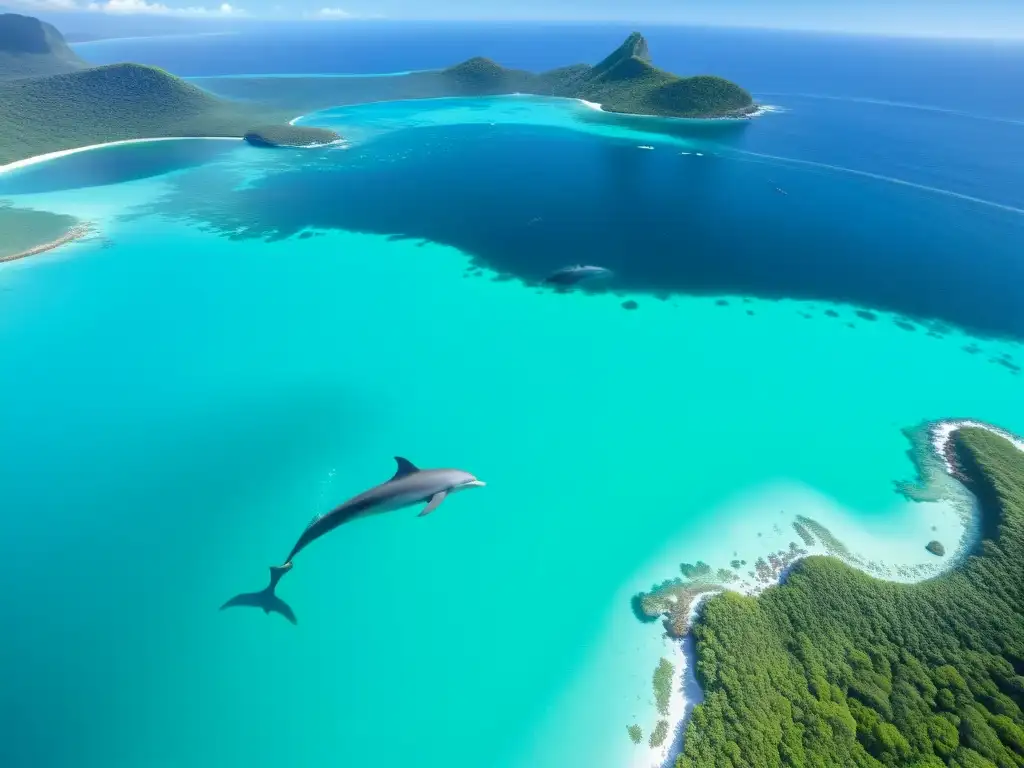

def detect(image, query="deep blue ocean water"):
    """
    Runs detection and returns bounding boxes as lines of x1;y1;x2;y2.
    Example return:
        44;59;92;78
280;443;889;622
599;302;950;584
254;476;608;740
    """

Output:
0;23;1021;768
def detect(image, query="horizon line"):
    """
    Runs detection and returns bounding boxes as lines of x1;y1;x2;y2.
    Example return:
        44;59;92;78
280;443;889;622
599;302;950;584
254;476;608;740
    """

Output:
60;18;1024;44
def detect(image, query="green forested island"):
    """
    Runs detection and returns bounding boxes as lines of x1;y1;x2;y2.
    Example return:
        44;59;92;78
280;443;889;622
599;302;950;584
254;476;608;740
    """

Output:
433;32;755;118
675;427;1024;767
203;31;755;120
0;13;753;165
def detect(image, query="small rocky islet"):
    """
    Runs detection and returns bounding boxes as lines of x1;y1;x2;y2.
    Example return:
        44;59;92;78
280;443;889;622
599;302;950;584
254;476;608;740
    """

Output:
243;125;342;148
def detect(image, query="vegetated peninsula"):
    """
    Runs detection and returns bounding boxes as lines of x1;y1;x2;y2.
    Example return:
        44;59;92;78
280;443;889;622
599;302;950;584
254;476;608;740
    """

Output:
660;426;1024;767
0;61;297;165
0;202;92;263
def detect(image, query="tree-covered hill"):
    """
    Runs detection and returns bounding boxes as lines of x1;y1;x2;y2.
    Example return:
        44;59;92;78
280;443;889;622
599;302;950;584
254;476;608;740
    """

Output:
0;12;86;79
0;63;291;164
678;426;1024;767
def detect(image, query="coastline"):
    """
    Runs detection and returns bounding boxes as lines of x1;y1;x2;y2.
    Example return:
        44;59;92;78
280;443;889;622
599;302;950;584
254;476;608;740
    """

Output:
0;137;242;176
929;418;1024;477
0;222;94;264
640;417;1021;767
581;98;769;123
189;70;432;80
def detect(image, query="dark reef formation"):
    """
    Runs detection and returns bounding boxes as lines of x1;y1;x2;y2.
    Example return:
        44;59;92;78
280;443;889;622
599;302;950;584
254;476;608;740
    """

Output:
621;300;639;310
925;540;945;556
113;96;1024;340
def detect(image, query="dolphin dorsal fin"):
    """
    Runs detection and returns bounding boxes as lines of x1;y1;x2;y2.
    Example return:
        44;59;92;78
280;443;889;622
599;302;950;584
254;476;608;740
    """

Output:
391;456;420;481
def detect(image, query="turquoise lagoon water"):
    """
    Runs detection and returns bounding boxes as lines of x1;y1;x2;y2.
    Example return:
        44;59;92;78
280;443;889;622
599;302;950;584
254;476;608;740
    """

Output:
1;97;1023;768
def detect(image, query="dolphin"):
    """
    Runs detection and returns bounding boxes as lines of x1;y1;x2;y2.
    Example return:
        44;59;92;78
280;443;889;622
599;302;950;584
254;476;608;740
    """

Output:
542;264;613;287
221;457;486;624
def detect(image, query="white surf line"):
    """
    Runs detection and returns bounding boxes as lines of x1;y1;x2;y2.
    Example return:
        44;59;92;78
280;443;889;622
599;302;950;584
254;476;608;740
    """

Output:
654;417;1024;767
188;70;434;80
576;97;760;123
73;31;237;46
930;419;1024;475
729;148;1024;216
754;92;1024;127
0;137;241;175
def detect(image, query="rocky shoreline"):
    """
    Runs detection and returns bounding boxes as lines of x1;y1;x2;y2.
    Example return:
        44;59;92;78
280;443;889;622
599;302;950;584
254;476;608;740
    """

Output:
928;418;1024;482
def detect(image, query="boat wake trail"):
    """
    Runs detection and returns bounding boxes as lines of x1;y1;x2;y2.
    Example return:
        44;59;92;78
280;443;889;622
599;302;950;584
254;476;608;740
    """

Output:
754;92;1024;127
727;148;1024;216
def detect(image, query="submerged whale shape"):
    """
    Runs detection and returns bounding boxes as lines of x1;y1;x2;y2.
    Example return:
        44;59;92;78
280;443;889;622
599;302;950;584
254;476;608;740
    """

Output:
221;457;486;624
543;264;612;287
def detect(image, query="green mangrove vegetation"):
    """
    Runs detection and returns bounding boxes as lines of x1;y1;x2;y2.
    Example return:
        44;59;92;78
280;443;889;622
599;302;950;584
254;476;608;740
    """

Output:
654;657;675;717
793;519;817;547
675;427;1024;767
795;514;860;562
651;719;671;749
628;724;643;745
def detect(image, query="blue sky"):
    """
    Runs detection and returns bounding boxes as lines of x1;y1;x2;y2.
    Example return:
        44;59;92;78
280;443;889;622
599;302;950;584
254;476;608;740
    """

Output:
8;0;1024;38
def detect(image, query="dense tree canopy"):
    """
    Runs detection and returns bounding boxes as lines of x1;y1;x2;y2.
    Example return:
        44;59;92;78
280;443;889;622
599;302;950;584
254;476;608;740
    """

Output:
679;428;1024;767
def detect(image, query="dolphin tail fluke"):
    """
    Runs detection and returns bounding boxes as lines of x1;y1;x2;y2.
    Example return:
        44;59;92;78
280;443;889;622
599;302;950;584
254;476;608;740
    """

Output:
220;563;296;624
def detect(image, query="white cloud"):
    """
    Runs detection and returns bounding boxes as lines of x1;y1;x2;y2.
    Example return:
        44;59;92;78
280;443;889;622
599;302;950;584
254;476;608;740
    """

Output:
11;0;81;9
13;0;243;14
310;7;351;18
92;0;242;14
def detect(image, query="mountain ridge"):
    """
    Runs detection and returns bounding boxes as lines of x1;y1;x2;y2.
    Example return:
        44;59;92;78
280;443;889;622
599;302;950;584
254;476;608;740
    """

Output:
0;13;86;79
439;31;755;119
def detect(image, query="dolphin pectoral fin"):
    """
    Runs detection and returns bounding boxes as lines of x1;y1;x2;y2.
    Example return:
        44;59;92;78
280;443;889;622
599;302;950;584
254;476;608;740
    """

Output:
418;491;447;517
391;457;420;481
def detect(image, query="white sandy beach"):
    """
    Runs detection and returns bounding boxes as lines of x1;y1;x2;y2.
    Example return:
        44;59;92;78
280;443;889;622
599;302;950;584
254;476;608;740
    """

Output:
0;137;241;176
